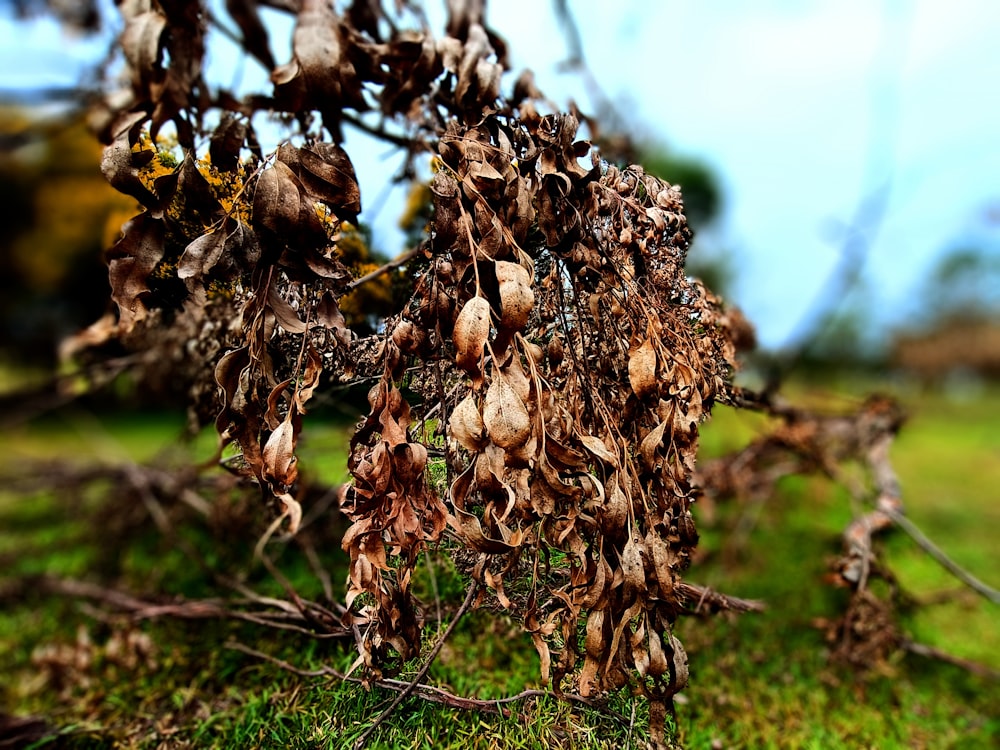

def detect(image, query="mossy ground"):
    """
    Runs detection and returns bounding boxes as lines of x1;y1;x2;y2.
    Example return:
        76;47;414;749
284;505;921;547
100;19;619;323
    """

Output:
1;383;997;748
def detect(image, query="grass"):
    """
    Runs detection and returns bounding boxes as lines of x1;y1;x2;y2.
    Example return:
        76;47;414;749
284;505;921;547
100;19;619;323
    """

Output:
0;383;998;748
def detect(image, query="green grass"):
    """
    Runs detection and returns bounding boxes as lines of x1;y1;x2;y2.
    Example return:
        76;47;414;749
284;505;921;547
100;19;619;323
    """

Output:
1;384;998;748
675;382;1000;748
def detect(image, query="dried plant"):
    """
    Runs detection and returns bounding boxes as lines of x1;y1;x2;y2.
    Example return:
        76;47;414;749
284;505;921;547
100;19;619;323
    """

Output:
41;0;993;744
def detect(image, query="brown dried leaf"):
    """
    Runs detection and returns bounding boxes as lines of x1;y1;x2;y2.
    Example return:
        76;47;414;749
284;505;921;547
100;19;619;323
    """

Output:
579;609;606;696
298;142;362;220
495;260;534;332
264;377;293;430
667;634;689;694
262;414;298;489
177;230;225;281
448;393;486;452
299;248;352;281
317;292;348;335
214;346;250;411
448;506;514;553
253;161;301;237
453;295;491;380
455;23;501;111
101;112;158;208
639;420;669;472
646;623;669;678
294;346;323;412
502;350;531;404
267;285;307;333
580;553;610;609
599;474;629;538
579;434;619;468
209;113;247;172
628;337;658;399
620;532;646;597
646;530;677;601
483;371;531;450
106;213;166;332
120;10;166;87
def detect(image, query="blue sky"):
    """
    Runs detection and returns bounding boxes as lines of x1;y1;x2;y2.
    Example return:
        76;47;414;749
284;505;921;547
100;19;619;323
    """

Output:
2;1;998;350
487;0;1000;348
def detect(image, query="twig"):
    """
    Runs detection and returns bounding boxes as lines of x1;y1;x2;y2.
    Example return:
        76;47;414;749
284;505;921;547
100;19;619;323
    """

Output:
21;576;352;637
227;641;334;678
298;535;337;606
31;577;230;620
901;639;1000;680
882;507;1000;604
342;112;428;151
353;580;480;749
676;582;766;615
344;245;423;292
226;640;633;725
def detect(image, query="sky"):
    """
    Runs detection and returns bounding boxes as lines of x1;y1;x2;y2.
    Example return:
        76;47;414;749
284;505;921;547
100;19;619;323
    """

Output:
2;0;998;350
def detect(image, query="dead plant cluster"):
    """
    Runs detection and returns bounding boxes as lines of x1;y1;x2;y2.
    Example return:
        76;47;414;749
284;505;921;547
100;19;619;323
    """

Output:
26;0;993;744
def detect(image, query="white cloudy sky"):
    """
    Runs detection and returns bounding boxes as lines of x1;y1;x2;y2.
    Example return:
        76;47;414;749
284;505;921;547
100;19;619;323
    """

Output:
2;0;998;349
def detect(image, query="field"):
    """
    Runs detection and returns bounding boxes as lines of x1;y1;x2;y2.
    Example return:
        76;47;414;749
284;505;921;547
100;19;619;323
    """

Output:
0;382;997;748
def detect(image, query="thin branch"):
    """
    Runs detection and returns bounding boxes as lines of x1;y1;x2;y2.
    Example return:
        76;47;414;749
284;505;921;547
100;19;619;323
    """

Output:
342;111;429;150
30;577;230;620
345;245;423;292
353;580;479;749
226;640;633;725
902;639;1000;680
676;582;766;615
19;576;352;637
227;640;334;677
882;507;1000;604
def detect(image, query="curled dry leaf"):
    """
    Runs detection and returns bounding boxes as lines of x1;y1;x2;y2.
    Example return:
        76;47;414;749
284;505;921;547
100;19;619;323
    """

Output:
253;161;302;237
106;213;166;333
177;230;225;281
101;112;158;209
209;113;247;172
579;434;619;468
262;415;298;490
495;260;534;332
267;285;307;334
453;295;491;380
638;420;669;472
482;371;531;450
120;10;166;88
628;337;658;399
449;393;487;452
